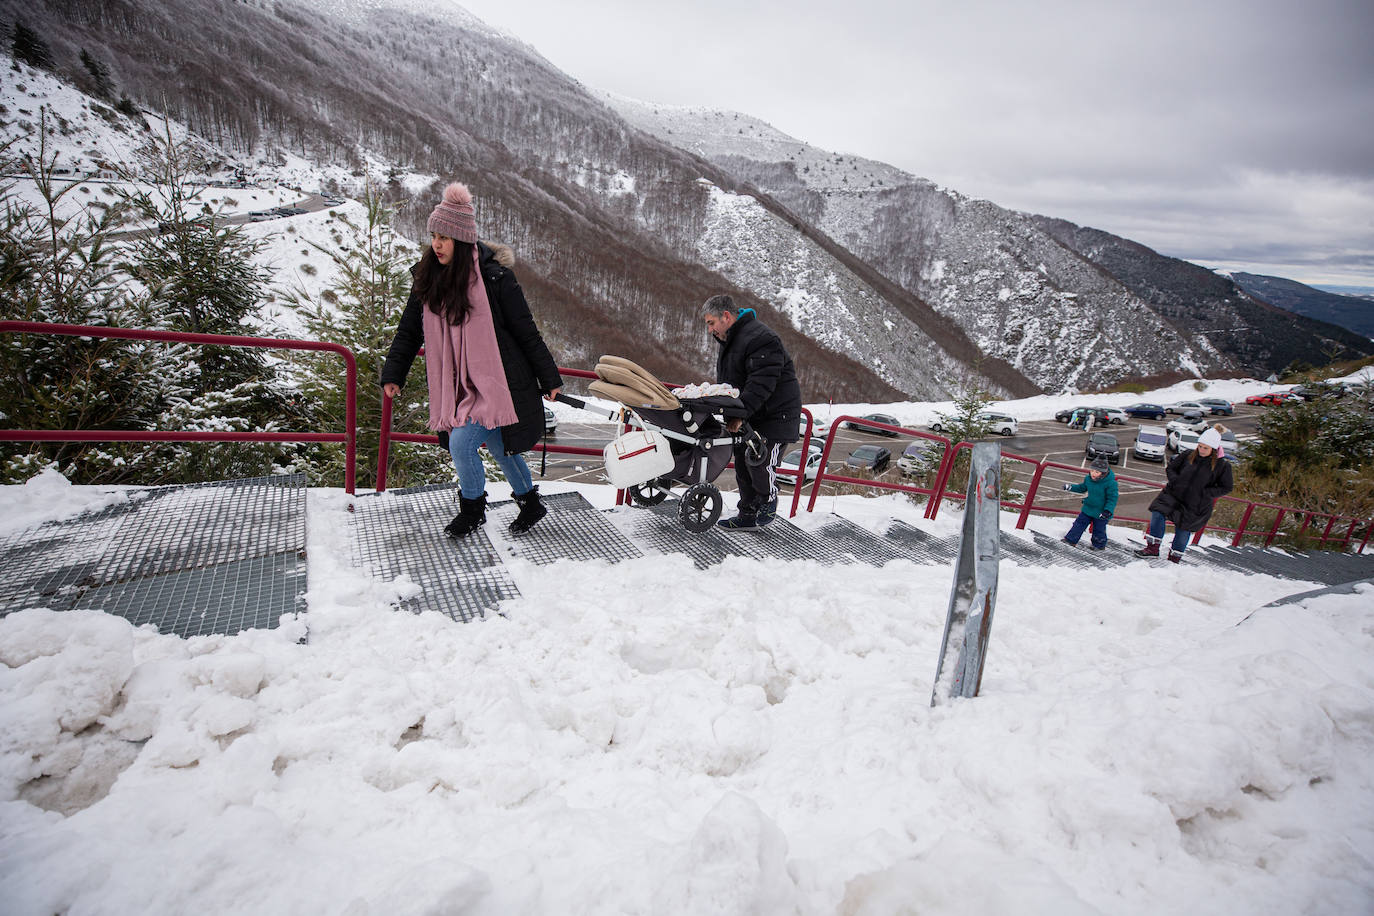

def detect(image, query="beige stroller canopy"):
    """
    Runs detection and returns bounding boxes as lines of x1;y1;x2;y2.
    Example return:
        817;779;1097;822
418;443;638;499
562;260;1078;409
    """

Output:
587;355;681;410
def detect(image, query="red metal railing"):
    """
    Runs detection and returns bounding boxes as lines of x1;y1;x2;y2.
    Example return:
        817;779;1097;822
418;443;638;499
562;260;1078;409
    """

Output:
0;321;359;492
797;415;956;516
926;441;1372;553
376;367;606;493
5;323;1369;553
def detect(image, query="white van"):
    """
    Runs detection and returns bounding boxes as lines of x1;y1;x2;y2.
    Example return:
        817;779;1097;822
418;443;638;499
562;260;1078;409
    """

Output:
1132;425;1168;461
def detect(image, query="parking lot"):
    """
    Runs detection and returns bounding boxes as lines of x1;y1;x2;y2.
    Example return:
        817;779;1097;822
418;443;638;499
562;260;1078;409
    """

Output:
527;402;1266;521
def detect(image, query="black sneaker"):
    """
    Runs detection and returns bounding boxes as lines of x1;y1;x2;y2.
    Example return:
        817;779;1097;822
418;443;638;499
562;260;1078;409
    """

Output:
756;497;779;526
717;513;759;530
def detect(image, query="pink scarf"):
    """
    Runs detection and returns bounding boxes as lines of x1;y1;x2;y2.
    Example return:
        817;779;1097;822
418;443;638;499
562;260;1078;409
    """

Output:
422;247;517;432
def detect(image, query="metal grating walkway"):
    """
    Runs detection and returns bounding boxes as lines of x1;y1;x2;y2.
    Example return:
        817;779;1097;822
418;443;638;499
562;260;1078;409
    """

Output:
0;475;306;638
351;484;520;624
8;478;1367;637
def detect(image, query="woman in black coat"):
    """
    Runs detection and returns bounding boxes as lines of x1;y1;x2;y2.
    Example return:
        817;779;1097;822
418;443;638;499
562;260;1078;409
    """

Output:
1136;426;1234;562
381;183;562;538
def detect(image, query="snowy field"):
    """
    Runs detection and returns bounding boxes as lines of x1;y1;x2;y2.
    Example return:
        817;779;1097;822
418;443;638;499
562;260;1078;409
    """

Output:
1;470;1371;915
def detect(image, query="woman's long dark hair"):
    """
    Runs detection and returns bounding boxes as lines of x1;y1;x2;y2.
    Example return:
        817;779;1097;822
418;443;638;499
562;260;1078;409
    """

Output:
415;241;476;325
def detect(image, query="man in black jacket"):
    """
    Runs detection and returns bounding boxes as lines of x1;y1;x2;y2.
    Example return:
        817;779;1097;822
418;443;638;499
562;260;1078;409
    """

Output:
703;294;802;528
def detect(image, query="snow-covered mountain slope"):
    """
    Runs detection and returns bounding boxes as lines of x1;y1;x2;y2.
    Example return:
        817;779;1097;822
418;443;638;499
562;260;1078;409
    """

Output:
607;94;1374;390
608;94;1223;392
4;0;1037;400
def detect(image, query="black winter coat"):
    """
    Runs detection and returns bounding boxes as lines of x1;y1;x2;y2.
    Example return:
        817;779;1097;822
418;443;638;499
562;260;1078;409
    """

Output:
380;243;563;455
714;310;802;442
1148;450;1234;531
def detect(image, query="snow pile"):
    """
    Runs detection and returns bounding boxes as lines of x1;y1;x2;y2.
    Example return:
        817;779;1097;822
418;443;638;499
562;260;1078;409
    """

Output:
1;474;1371;914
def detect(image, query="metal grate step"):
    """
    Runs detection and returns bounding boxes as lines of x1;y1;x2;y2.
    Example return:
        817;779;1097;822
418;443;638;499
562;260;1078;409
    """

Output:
0;475;306;638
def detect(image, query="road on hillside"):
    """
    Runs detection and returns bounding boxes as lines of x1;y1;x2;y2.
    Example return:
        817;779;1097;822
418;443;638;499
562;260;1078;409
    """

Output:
526;401;1268;525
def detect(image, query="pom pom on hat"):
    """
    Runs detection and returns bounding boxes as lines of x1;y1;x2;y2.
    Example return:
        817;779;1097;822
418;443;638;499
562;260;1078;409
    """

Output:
442;182;472;206
428;181;478;243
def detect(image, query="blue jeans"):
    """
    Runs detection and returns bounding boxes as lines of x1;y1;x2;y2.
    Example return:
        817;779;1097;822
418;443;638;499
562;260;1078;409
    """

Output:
447;419;533;500
1065;511;1108;548
1148;511;1193;553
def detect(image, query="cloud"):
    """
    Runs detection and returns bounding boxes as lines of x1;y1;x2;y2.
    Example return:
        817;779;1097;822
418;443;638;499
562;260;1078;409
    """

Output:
453;0;1374;286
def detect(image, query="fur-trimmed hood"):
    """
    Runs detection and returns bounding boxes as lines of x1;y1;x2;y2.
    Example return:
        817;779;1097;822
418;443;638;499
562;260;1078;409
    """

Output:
484;241;514;269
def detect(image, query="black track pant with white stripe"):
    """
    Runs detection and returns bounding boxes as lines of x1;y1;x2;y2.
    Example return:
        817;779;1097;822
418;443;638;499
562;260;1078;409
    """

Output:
731;440;783;516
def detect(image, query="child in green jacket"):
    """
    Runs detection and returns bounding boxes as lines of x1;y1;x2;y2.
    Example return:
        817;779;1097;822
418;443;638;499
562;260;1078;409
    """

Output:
1061;456;1119;550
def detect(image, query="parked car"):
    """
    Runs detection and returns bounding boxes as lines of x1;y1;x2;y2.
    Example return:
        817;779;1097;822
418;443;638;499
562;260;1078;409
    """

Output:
975;412;1019;436
1132;425;1168;461
1165;416;1211;450
1167;400;1208;415
1100;407;1127;425
845;444;892;473
1174;428;1242;461
1166;416;1209;436
779;446;824;485
1121;402;1168;420
844;413;901;437
1244;391;1294;406
1084;432;1120;464
1291;383;1345;400
897;440;940;477
1054;406;1112;425
1196;397;1235;415
543;407;557;434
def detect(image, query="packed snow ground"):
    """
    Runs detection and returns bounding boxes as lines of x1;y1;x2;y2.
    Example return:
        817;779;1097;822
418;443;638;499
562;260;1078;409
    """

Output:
1;468;1372;915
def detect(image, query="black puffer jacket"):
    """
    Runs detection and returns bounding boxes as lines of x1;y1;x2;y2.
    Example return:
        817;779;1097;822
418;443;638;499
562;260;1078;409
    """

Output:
380;242;563;455
714;309;801;442
1148;450;1234;531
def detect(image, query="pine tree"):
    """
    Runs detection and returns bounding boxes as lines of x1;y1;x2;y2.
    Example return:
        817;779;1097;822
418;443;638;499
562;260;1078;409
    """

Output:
79;49;115;101
10;21;54;71
0;116;191;484
282;184;449;490
115;116;306;483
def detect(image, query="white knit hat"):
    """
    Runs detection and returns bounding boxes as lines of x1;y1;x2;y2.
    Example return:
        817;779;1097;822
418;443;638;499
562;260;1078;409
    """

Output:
1198;427;1222;450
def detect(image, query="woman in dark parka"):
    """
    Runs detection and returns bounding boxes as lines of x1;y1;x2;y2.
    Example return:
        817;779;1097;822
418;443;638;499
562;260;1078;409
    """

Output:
1136;425;1234;563
381;182;563;538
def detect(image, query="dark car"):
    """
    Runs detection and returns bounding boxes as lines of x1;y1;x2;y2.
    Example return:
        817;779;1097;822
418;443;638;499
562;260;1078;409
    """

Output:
1291;384;1344;400
1196;397;1235;415
1084;432;1120;464
844;413;901;437
845;444;892;473
1121;402;1168;420
1055;406;1112;425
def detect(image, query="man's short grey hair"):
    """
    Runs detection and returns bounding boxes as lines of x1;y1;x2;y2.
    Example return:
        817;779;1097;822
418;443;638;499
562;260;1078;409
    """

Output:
701;294;738;318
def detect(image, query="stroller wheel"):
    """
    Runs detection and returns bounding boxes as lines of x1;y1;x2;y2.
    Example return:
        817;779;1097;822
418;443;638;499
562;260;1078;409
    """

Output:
677;483;722;533
628;478;671;506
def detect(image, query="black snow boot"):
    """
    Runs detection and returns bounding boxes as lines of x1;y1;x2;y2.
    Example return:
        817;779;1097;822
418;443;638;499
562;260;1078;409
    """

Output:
444;493;487;539
1134;537;1160;558
509;486;547;534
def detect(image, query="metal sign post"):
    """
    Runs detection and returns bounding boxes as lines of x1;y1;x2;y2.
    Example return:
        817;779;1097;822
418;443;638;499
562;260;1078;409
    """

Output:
931;442;1001;705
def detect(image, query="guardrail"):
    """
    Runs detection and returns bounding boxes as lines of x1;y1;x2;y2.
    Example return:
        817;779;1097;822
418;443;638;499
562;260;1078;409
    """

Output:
4;325;1368;553
0;321;359;493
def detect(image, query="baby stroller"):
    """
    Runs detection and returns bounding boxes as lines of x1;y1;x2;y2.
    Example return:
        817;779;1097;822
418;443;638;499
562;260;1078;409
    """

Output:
555;355;762;532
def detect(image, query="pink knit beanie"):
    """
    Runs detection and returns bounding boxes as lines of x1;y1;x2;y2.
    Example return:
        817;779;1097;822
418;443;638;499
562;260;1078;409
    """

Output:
427;182;478;243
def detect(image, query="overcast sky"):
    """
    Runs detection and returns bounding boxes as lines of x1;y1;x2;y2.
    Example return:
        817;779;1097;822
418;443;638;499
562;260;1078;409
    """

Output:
454;0;1374;290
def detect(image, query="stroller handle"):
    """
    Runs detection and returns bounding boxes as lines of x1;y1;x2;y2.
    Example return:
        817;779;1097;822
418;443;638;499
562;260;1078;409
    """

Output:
554;391;621;422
